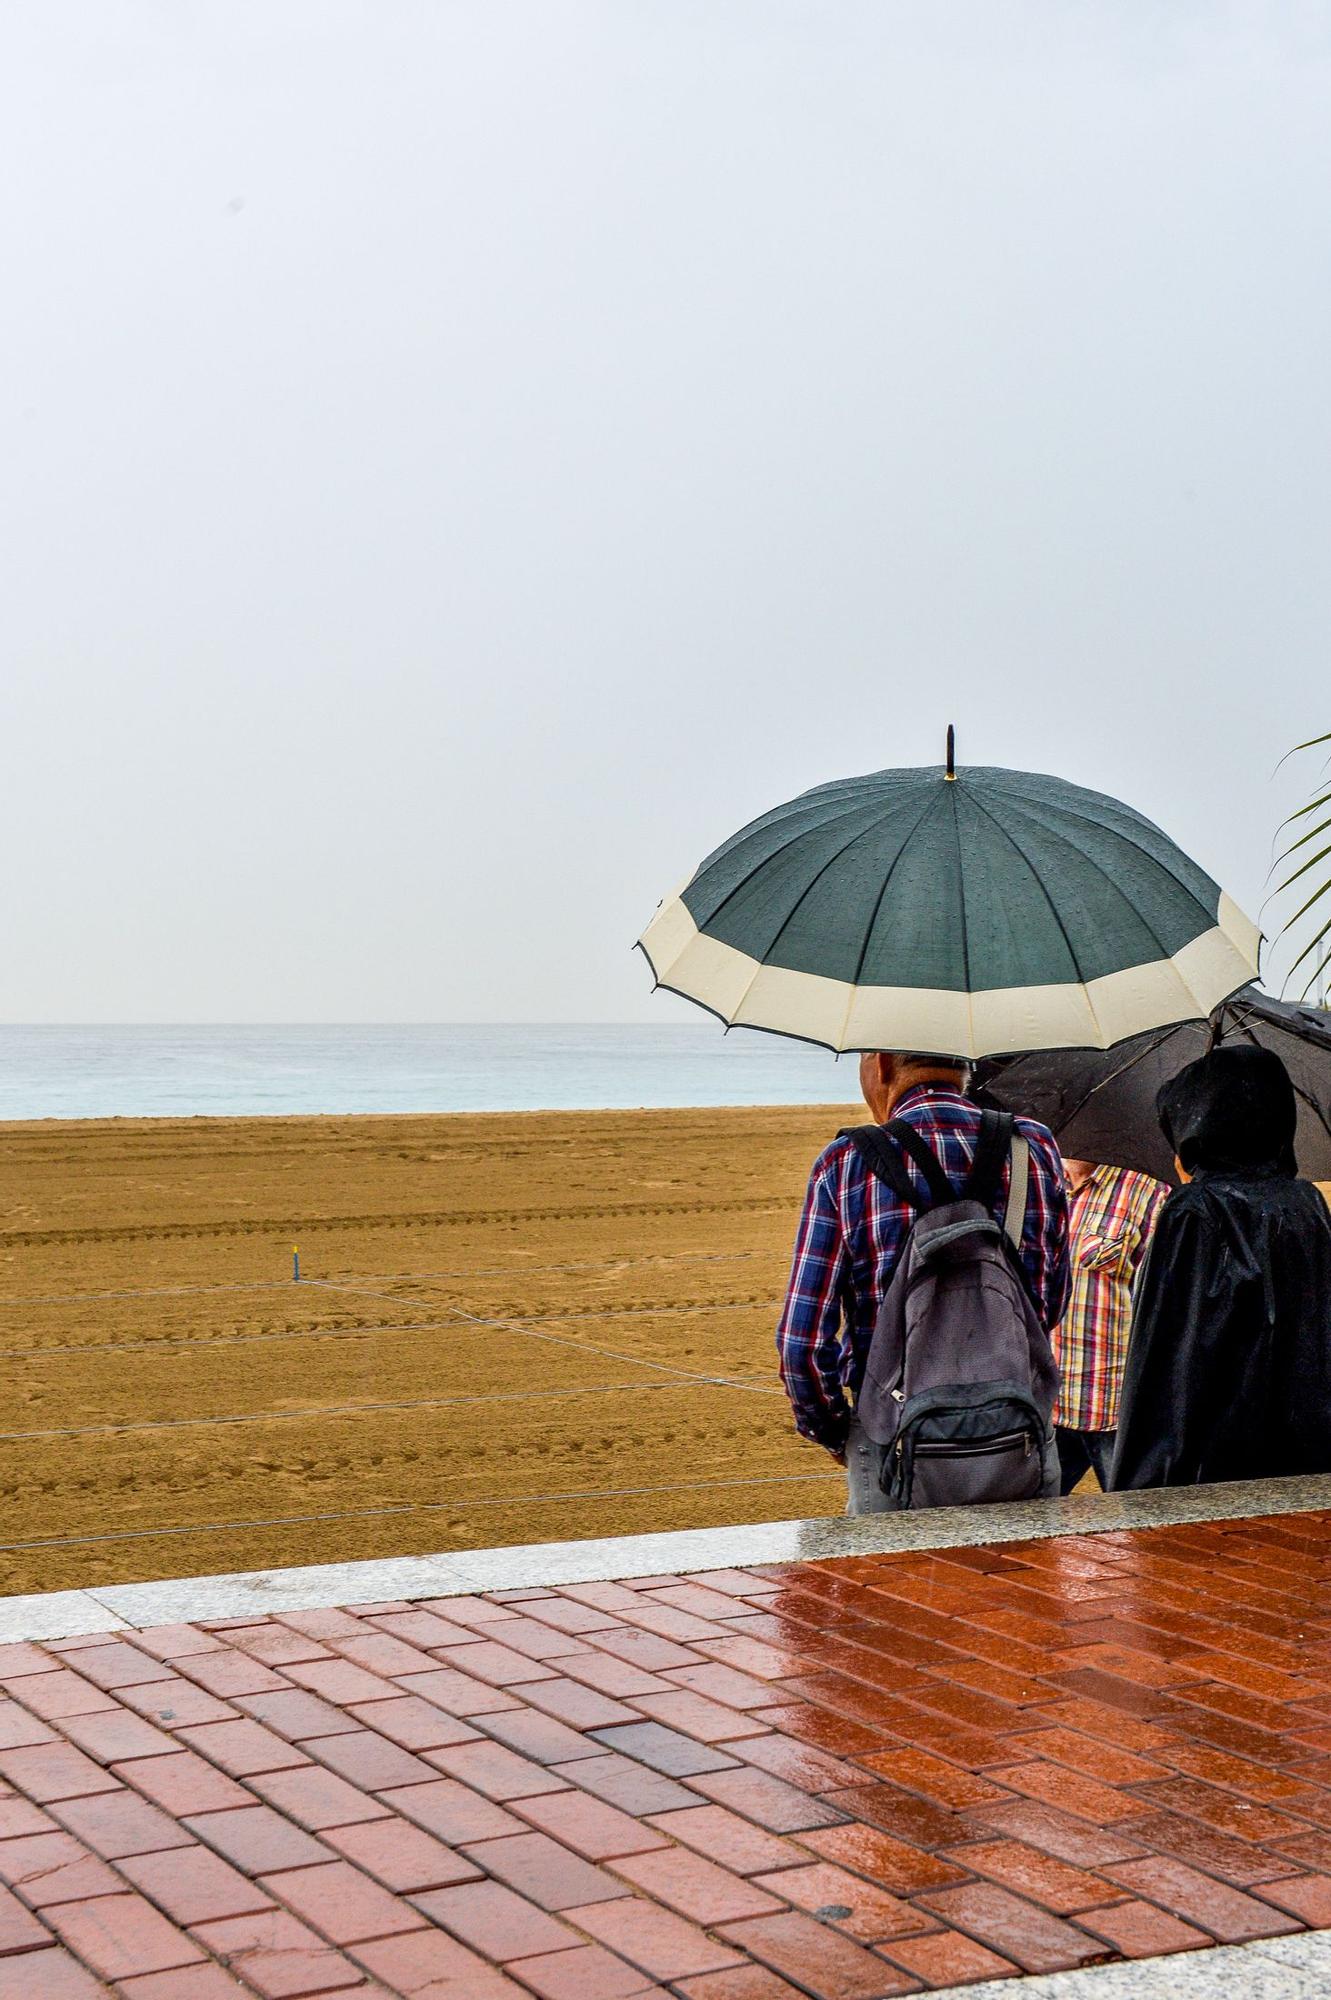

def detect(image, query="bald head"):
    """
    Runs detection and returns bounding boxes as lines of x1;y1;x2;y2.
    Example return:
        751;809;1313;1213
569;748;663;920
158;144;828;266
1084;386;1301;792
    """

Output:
859;1051;970;1124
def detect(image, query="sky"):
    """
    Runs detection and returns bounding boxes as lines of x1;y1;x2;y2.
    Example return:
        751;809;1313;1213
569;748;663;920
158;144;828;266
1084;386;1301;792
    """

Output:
3;2;1329;1023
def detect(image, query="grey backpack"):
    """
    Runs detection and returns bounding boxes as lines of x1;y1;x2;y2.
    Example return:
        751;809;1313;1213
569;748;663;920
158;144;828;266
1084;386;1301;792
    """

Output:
848;1109;1060;1510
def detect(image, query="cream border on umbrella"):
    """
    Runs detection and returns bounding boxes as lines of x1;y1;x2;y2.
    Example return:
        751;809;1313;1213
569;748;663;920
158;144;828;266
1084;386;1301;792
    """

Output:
637;890;1261;1059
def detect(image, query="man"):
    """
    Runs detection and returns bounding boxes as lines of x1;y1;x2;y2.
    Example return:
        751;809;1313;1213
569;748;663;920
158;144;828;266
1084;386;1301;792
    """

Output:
776;1050;1070;1511
1054;1154;1166;1494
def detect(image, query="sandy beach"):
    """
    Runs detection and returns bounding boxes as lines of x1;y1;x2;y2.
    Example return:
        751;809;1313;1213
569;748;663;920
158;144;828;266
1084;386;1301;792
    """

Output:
0;1103;857;1596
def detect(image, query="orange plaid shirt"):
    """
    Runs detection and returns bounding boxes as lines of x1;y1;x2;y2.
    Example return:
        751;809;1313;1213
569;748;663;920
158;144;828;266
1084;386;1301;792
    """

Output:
1054;1164;1167;1431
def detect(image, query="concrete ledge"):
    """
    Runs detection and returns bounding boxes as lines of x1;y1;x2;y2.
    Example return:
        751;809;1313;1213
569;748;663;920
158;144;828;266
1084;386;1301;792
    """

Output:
4;1472;1330;1641
936;1930;1331;1996
88;1553;474;1630
0;1589;133;1644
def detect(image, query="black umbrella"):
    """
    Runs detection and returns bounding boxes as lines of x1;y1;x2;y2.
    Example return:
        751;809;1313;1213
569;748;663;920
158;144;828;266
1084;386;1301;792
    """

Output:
975;988;1331;1183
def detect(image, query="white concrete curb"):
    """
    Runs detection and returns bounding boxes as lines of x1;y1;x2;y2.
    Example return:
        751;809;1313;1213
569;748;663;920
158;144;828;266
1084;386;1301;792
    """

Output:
3;1471;1329;1643
932;1931;1331;1996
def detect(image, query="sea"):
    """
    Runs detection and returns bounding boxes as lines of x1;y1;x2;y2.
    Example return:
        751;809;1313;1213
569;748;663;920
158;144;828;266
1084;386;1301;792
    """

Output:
0;1024;859;1122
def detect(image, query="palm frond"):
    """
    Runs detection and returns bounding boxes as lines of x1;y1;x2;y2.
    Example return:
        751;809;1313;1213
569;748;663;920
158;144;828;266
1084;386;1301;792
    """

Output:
1275;839;1331;896
1280;876;1331;934
1277;818;1331;869
1283;791;1331;828
1287;910;1331;989
1274;735;1331;1000
1277;730;1331;773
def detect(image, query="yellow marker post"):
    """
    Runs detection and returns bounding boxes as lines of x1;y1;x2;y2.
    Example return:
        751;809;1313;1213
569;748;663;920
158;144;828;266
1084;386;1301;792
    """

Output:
292;1245;300;1283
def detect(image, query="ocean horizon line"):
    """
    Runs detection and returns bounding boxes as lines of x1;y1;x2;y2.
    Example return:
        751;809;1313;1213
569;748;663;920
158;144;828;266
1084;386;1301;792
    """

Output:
0;1022;856;1123
0;1019;758;1031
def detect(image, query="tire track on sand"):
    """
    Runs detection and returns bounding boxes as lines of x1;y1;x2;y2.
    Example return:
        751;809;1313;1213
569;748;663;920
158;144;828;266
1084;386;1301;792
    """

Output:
1;1195;788;1249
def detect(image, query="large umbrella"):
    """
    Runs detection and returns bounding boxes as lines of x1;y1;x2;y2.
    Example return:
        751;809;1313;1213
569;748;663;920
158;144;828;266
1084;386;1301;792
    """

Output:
975;987;1331;1182
638;737;1259;1061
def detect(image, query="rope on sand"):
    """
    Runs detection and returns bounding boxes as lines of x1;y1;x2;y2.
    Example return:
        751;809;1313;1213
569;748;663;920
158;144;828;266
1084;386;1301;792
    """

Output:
299;1277;785;1400
0;1248;774;1309
0;1297;787;1363
0;1374;781;1443
0;1275;786;1405
0;1469;840;1554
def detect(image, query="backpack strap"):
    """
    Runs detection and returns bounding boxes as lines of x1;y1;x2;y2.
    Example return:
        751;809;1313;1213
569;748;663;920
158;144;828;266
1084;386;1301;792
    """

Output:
838;1125;928;1208
963;1106;1029;1248
885;1120;955;1207
964;1108;1012;1208
841;1114;1028;1235
1005;1133;1030;1250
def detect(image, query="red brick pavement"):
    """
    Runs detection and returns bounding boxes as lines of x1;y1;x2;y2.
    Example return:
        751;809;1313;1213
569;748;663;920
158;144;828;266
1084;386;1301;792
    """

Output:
4;1514;1331;1993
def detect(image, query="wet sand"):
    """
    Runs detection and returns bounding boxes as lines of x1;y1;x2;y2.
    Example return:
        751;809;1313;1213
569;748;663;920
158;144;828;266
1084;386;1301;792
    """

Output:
0;1104;856;1595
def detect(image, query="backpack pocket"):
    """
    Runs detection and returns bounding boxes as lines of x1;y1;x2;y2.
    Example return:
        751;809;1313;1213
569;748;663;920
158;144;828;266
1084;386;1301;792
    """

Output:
885;1384;1047;1511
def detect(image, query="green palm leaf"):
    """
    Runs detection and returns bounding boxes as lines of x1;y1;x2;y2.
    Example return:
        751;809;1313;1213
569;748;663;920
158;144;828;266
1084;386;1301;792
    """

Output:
1275;836;1331;893
1276;736;1331;998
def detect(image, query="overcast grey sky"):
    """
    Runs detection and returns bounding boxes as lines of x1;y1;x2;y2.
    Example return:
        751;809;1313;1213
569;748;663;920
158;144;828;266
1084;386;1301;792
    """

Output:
3;3;1328;1022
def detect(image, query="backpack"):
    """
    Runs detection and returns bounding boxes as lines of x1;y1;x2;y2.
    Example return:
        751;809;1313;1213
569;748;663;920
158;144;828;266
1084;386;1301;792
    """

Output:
845;1108;1060;1510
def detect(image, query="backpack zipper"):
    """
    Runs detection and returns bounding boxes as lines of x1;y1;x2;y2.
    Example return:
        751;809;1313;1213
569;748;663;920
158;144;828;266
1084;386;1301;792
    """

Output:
911;1430;1033;1459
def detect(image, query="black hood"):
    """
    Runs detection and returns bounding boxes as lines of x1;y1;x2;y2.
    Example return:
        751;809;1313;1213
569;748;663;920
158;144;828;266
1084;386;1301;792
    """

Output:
1156;1044;1298;1178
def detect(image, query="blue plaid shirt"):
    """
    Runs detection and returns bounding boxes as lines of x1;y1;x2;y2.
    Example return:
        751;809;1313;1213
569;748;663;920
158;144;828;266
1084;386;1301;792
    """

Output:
776;1085;1070;1451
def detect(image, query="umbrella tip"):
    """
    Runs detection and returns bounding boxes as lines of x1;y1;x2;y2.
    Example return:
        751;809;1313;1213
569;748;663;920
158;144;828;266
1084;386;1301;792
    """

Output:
945;723;956;781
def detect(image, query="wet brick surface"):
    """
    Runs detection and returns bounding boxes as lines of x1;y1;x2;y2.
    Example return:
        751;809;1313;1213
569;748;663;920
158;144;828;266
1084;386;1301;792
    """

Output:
5;1513;1331;1991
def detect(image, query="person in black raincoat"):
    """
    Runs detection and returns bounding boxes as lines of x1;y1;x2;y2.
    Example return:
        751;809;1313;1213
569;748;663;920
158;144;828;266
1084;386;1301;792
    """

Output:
1111;1044;1331;1489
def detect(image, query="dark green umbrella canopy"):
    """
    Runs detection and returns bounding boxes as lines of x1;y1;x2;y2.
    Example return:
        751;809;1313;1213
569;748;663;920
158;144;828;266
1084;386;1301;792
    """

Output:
639;758;1259;1059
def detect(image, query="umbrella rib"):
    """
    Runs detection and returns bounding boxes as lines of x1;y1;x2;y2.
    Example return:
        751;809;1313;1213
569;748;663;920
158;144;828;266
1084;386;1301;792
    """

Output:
951;781;975;1056
962;790;1104;1039
635;956;861;1056
989;790;1240;1012
836;794;949;1051
983;770;1178;842
722;802;935;1037
983;778;1226;921
693;793;918;941
699;771;922;873
1057;1024;1193;1128
708;787;939;972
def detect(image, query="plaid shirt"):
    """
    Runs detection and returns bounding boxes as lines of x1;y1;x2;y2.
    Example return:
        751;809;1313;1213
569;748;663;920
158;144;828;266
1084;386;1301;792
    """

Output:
1055;1165;1167;1433
776;1085;1070;1451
